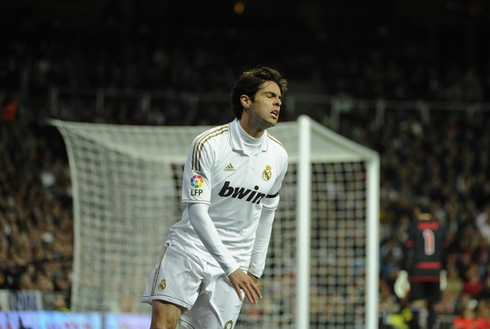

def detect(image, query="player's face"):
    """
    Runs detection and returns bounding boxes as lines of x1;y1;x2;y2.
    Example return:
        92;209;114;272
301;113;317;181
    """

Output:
246;81;282;130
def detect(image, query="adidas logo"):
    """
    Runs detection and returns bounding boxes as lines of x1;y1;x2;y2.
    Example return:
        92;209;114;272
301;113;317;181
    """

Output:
224;163;235;171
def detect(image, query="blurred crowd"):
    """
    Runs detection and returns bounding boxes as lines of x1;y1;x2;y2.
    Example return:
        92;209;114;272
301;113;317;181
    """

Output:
2;10;490;327
375;109;490;327
0;115;73;295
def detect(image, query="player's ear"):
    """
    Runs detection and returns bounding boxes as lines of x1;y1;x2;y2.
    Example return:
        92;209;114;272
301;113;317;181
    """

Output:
240;95;251;108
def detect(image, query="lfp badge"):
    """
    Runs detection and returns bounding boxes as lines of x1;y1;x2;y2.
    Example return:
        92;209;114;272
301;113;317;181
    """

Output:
190;175;204;196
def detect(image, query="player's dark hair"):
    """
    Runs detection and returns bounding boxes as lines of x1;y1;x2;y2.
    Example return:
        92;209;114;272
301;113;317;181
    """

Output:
231;66;288;119
414;201;433;220
415;202;431;214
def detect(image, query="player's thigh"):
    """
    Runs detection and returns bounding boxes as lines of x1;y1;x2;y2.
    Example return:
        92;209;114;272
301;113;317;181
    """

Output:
208;274;244;324
409;281;440;303
151;300;182;329
182;266;244;328
426;282;441;303
142;243;204;310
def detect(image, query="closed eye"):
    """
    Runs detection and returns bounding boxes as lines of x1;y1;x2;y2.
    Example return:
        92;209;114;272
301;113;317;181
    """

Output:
266;92;282;101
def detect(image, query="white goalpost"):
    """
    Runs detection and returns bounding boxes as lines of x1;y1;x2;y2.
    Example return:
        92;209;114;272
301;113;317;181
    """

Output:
52;115;379;329
293;116;380;329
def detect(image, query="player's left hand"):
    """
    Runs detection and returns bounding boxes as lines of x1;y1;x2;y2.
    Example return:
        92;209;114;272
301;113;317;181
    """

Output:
229;268;263;304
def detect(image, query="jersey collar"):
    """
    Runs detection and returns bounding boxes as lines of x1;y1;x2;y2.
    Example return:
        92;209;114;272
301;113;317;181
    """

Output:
229;118;268;155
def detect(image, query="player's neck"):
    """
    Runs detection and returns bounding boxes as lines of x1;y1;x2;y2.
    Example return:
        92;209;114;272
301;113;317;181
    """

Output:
237;119;263;142
239;119;264;138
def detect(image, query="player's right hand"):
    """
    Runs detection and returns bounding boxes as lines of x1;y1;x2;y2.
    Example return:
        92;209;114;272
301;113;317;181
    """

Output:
229;268;263;304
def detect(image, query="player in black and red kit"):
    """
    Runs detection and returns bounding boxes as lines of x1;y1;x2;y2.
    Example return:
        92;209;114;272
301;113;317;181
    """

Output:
400;203;449;329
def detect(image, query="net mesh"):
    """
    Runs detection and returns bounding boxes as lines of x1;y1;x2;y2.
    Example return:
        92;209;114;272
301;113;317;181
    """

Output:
308;162;367;328
53;119;371;328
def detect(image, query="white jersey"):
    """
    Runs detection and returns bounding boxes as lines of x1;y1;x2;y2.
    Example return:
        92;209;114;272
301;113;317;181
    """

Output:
167;118;288;273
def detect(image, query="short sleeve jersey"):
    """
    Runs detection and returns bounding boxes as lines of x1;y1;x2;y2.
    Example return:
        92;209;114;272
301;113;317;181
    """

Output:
167;119;288;270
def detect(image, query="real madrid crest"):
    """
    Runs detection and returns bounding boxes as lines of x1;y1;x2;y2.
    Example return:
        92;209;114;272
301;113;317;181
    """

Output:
262;165;272;181
158;279;167;291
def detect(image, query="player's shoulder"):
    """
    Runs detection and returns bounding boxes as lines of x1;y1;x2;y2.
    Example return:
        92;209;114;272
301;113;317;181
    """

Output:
194;124;230;146
197;123;229;139
266;131;288;155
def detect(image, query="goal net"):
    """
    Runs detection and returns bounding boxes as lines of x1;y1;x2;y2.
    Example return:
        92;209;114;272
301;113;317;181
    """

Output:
52;115;379;329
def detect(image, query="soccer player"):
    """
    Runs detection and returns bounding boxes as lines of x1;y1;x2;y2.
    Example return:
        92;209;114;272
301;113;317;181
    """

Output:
141;66;289;329
398;202;449;329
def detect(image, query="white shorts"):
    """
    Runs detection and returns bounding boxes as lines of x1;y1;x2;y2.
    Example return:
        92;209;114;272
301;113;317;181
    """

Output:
141;242;244;329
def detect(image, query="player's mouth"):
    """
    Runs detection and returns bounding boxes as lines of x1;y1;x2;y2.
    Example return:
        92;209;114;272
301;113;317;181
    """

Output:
271;109;279;120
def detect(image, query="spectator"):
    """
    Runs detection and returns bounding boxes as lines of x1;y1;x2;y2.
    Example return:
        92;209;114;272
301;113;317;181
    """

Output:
463;264;484;299
1;97;18;123
435;262;464;315
475;204;490;243
453;301;486;329
53;294;70;312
